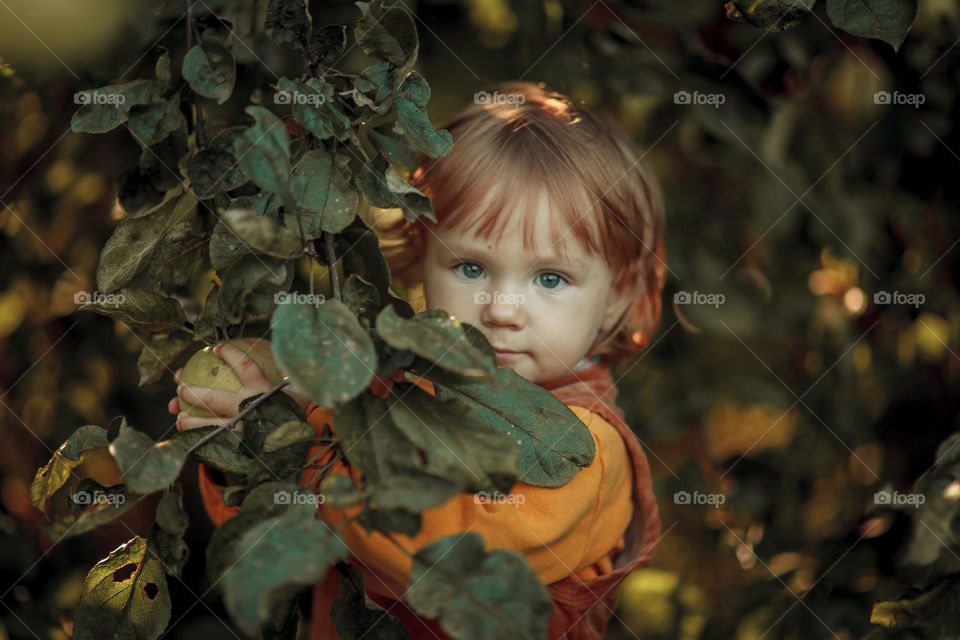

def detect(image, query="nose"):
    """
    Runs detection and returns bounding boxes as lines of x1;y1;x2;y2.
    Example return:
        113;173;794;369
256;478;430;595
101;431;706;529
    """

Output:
479;289;524;329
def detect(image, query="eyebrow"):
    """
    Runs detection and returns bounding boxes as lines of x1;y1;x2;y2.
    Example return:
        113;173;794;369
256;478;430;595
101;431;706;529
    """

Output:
443;241;586;269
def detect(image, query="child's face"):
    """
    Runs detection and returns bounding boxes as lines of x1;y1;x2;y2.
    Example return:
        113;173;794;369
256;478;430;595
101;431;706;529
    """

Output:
421;196;627;385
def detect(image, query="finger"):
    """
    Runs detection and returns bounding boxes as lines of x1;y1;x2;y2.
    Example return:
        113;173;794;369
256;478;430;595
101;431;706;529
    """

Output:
168;397;181;416
215;342;272;389
173;367;183;384
176;412;241;432
178;384;241;417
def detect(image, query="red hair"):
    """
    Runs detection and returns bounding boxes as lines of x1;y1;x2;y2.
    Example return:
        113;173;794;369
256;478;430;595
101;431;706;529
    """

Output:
376;81;667;364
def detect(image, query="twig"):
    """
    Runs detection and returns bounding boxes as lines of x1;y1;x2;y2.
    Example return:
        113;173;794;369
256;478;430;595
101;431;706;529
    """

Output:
184;376;291;456
323;232;342;301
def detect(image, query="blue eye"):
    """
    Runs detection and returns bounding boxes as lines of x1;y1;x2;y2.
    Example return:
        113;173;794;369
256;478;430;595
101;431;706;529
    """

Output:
455;262;484;279
537;272;568;289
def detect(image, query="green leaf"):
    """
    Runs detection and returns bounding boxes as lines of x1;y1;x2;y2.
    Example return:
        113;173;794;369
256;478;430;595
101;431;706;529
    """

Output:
182;33;236;104
148;485;190;578
368;127;419;171
826;0;918;50
266;0;312;49
110;422;188;495
72;536;171;640
310;24;347;61
43;487;143;540
725;0;815;31
406;533;553;640
116;165;164;217
79;287;188;335
343;274;381;325
30;425;109;516
869;576;960;634
240;392;305;456
188;126;249;198
375;306;495;378
318;475;369;508
387;385;518;493
221;208;302;259
223;504;348;636
355;157;436;223
393;97;453;158
333;394;461;512
278;77;351;142
288;149;359;237
331;564;411;639
127;96;182;147
420;366;596;487
171;425;252;475
348;62;397;114
146;221;207;292
71;79;163;134
216;255;294;324
137;333;193;387
233;106;292;196
355;0;419;72
96;190;198;293
206;482;300;584
398;71;431;107
337;223;396;299
263;420;316;453
271;299;377;407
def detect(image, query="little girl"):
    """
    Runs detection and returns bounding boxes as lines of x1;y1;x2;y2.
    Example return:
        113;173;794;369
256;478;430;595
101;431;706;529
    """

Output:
171;81;666;639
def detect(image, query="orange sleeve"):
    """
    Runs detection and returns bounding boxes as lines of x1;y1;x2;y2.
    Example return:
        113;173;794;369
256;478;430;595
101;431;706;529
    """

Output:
317;405;634;599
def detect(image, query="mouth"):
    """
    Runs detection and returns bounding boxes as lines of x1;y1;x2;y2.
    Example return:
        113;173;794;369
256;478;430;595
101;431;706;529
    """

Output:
494;349;525;359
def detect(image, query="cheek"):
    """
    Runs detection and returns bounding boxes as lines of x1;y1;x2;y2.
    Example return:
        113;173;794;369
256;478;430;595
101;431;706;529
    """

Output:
423;270;481;323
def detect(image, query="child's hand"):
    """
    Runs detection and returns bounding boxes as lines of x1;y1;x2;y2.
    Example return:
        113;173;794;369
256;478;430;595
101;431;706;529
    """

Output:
168;342;312;432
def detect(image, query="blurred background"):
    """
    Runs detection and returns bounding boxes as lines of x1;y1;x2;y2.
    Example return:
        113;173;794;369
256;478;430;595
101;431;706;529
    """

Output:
1;0;959;638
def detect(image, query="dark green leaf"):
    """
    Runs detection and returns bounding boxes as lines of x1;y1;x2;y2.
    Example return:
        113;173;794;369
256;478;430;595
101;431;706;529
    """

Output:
137;332;194;387
148;485;190;578
110;422;188;495
128;96;182;147
221;208;302;259
375;306;495;378
355;0;418;72
188;126;249;198
96;190;198;293
393;97;453;158
223;504;348;636
825;0;917;50
183;33;236;104
726;0;815;31
420;366;596;487
266;0;312;50
331;564;411;639
146;221;207;292
79;287;188;335
310;24;347;61
71;79;163;134
216;255;294;324
271;299;377;407
172;425;252;475
288;149;359;237
406;533;553;640
233;106;292;196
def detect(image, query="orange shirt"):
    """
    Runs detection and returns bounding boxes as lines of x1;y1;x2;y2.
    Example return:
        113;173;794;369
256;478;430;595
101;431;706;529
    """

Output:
198;375;638;639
